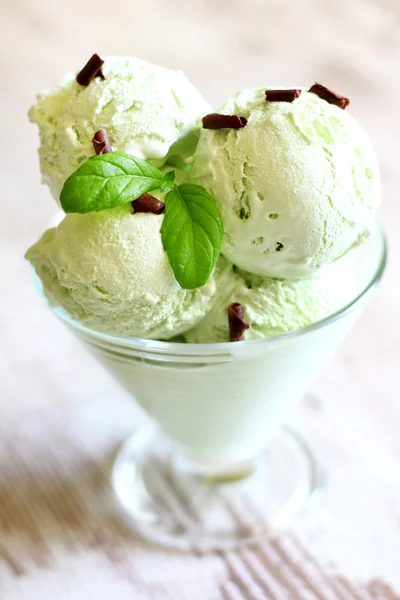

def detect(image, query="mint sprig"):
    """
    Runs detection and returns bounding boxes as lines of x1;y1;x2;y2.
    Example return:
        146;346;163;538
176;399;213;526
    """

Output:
161;184;223;289
60;152;165;213
59;153;223;290
159;170;176;192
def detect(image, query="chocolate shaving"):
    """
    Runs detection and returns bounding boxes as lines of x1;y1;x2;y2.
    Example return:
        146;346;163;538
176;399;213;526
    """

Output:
228;302;250;342
132;194;165;215
76;54;105;86
202;113;247;130
308;82;350;109
265;89;301;103
92;129;112;155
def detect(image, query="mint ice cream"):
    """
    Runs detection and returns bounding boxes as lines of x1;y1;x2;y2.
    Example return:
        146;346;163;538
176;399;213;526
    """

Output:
184;259;355;344
26;205;231;339
29;56;211;201
23;62;386;550
189;87;381;279
26;61;381;344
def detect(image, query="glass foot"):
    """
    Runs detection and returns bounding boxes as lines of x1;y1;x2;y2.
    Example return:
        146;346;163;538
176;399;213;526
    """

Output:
111;427;323;552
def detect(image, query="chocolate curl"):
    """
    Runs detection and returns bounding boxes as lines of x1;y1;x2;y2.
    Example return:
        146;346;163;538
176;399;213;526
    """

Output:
228;303;250;342
309;82;350;109
132;194;165;215
202;113;247;130
265;89;301;103
76;54;105;86
92;129;112;155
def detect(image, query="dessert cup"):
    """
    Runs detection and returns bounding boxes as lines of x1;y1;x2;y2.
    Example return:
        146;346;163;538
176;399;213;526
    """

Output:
32;224;387;552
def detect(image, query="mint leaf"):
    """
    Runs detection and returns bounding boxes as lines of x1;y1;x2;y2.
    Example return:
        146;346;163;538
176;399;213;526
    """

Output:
159;170;175;193
60;152;166;213
161;184;223;289
164;170;176;184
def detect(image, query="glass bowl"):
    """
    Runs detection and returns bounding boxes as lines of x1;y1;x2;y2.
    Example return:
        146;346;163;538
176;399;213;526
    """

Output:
31;224;387;551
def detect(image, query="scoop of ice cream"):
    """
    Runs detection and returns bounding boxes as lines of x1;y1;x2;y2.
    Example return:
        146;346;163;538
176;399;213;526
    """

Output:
29;56;211;201
184;258;355;343
26;205;232;339
189;87;381;279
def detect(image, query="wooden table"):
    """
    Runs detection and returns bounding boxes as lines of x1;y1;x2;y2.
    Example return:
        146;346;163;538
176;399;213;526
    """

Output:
1;0;400;597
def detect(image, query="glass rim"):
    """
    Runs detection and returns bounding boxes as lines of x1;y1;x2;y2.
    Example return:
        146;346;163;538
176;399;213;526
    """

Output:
33;223;387;357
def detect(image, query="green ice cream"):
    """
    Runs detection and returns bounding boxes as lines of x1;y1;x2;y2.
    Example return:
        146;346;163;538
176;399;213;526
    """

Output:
184;259;355;343
27;66;378;344
29;56;211;201
26;205;232;339
189;87;381;279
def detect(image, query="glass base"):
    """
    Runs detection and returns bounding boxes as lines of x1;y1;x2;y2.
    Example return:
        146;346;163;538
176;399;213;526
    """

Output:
111;427;323;552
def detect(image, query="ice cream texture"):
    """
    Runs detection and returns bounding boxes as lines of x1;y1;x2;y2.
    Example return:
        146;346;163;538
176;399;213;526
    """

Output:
29;56;211;201
26;205;232;339
27;59;381;343
184;257;356;344
189;87;381;279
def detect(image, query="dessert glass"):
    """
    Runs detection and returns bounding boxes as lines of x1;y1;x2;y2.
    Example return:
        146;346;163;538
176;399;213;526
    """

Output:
32;224;386;552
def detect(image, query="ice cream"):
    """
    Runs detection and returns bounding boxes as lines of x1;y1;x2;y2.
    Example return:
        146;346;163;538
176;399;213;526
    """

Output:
189;87;381;279
184;257;356;343
27;62;380;345
29;56;211;201
25;60;387;540
26;205;232;339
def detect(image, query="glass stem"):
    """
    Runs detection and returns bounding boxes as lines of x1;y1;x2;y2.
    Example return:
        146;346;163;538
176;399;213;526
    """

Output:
171;451;257;485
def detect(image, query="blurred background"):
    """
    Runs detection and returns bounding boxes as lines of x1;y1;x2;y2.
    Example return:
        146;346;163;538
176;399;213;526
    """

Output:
1;0;400;594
